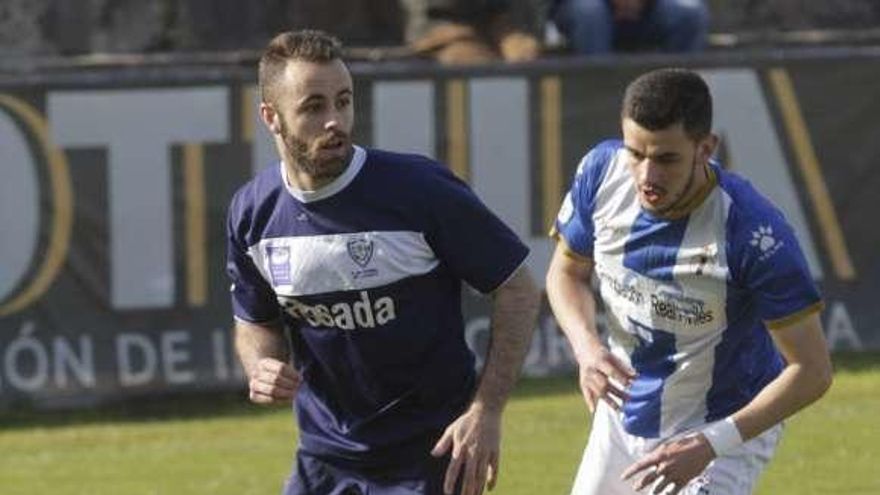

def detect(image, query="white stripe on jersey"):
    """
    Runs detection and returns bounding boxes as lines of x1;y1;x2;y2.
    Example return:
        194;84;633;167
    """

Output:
247;230;439;296
592;150;732;437
659;190;731;436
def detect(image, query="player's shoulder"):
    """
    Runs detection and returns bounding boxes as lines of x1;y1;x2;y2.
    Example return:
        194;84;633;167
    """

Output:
714;164;792;245
363;147;460;187
365;147;445;172
715;165;783;221
565;140;623;205
580;139;622;168
227;162;284;229
573;139;622;181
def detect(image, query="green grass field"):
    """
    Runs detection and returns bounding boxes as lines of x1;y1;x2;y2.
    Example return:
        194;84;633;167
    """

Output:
1;352;878;494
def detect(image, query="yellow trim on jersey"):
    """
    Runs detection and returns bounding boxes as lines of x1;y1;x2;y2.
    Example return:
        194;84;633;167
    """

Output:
766;301;825;331
550;231;593;264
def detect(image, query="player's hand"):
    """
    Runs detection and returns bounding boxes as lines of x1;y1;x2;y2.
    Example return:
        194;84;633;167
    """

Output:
621;433;714;494
247;357;301;405
431;403;502;495
577;344;636;413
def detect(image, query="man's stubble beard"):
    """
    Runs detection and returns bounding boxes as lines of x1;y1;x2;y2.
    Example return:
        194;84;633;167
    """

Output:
280;121;352;182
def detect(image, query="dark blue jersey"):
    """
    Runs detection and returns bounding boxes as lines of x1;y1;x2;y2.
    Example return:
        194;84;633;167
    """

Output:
226;146;529;464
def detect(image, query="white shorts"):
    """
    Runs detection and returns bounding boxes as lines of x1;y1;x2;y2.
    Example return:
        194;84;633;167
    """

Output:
570;402;782;495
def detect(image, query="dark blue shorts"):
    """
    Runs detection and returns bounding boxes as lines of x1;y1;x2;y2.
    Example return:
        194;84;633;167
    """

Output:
283;449;461;495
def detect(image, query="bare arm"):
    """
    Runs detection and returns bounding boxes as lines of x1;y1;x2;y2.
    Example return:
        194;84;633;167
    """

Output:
234;319;301;405
731;312;833;440
432;264;541;495
545;241;636;412
545;241;600;362
623;312;833;493
472;264;542;412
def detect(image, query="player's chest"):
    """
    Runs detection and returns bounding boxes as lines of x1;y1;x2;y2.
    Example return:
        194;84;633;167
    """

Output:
247;229;438;296
592;213;730;336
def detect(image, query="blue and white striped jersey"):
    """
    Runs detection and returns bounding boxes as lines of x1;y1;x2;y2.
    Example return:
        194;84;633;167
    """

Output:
226;145;528;465
555;140;822;439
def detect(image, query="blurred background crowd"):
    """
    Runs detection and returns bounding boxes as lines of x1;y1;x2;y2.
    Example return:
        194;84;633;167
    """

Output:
2;0;880;64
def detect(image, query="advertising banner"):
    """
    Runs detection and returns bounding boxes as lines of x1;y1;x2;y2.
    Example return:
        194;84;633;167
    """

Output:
0;55;874;408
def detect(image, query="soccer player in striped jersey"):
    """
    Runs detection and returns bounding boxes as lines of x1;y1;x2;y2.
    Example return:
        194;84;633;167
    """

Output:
547;68;832;495
227;30;540;495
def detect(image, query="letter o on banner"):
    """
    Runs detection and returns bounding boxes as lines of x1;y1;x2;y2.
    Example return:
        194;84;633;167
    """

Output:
0;95;73;317
0;99;40;302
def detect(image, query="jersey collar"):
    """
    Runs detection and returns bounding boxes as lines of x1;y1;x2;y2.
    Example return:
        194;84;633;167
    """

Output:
280;145;366;203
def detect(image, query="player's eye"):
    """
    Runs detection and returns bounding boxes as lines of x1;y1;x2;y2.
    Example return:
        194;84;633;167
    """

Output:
300;101;324;114
626;149;644;162
336;97;351;109
654;155;679;165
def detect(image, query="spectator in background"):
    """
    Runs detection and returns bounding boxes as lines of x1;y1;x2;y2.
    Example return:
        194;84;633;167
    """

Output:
405;0;542;64
550;0;709;55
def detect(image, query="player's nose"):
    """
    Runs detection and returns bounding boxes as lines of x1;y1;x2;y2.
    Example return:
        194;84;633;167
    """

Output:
642;160;663;184
323;119;338;131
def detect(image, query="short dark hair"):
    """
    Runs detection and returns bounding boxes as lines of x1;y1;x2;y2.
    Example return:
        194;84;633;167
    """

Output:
621;68;712;140
258;30;344;104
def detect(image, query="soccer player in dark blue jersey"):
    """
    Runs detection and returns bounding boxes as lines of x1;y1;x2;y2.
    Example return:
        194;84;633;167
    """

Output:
226;30;540;495
546;68;833;494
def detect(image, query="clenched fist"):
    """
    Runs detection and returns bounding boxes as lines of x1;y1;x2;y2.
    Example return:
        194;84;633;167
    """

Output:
248;357;302;405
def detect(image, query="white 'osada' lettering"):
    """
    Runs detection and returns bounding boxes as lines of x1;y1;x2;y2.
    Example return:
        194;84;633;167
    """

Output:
279;291;397;330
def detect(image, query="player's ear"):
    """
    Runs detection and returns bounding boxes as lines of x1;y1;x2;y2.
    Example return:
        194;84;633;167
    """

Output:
697;133;719;163
260;102;282;135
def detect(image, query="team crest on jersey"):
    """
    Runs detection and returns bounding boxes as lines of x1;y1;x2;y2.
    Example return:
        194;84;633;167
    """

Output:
347;238;374;267
266;245;292;285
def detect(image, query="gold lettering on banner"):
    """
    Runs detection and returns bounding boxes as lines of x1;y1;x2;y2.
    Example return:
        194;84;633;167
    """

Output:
768;68;856;281
183;143;207;306
541;76;563;233
446;79;469;180
0;95;73;317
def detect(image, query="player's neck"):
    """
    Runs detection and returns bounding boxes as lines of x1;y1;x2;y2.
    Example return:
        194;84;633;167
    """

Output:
285;164;334;191
283;148;354;192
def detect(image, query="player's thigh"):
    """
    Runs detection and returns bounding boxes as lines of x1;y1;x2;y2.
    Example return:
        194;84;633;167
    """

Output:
368;453;460;495
283;450;366;495
570;402;639;495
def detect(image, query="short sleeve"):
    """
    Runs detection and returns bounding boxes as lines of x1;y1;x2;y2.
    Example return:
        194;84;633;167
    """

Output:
422;165;529;294
553;142;615;257
225;191;280;323
731;205;823;328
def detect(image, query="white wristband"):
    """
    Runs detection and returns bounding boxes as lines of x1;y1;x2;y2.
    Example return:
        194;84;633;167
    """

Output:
701;417;743;457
